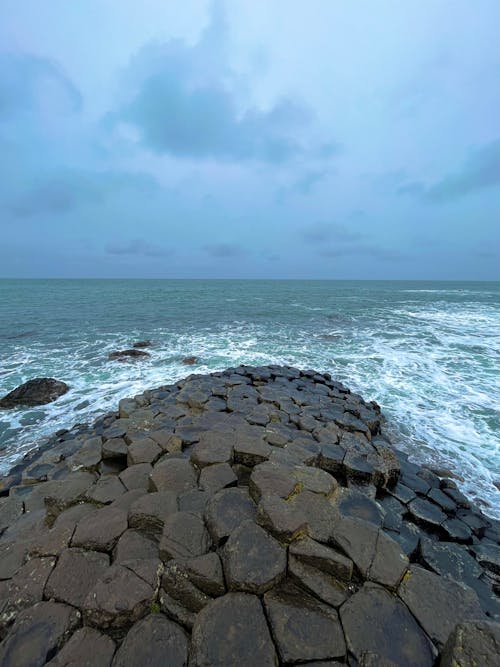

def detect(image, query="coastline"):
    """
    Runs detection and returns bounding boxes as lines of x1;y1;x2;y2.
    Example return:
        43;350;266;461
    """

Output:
1;365;499;664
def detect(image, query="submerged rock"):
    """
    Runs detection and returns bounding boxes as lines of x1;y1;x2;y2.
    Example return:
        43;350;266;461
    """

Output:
108;349;150;361
182;356;198;365
0;378;69;408
132;340;152;348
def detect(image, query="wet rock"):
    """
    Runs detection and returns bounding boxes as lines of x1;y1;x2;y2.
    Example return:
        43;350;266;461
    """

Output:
398;565;485;649
288;556;350;607
102;438;128;460
127;438;162;466
67;436;102;472
190;593;277;667
289;490;338;543
184;553;225;597
472;542;500;575
248;461;298;502
133;340;152;348
340;583;434;666
47;627;115;667
408;496;447;529
264;583;346;663
150;459;198;494
0;602;80;667
181;356;198;365
86;475;126;505
162;560;212;613
419;538;482;587
368;530;409;589
257;495;308;542
428;487;457;512
112;614;188;667
440;620;500;667
204;487;257;543
441;516;472;542
159;511;211;561
128;490;178;536
71;506;128;552
108;349;150;361
331;517;379;577
45;548;109;607
332;487;383;525
222;520;286;593
0;378;69;408
290;536;353;580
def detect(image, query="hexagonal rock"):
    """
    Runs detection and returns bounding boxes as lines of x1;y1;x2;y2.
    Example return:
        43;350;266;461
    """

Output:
45;548;110;607
222;520;286;594
288;556;350;608
204;487;257;543
159;511;211;561
113;529;158;563
288;490;338;543
340;583;434;666
331;487;384;526
128;490;178;536
257;495;308;542
408;497;447;529
368;530;409;589
420;538;483;587
331;517;379;577
440;620;500;667
264;583;346;663
0;540;30;580
44;472;97;518
185;552;225;596
83;563;157;634
111;614;188;667
0;497;24;535
162;561;212;613
199;462;237;495
126;438;162;466
190;593;277;667
0;557;56;635
119;463;153;491
190;436;233;468
233;436;271;466
86;475;126;505
102;437;128;460
150;459;198;494
289;536;353;581
71;506;128;552
292;465;338;496
0;602;81;667
398;565;485;650
46;627;115;667
249;461;298;502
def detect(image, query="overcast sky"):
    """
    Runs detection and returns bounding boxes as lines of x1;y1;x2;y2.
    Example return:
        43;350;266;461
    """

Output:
0;0;498;279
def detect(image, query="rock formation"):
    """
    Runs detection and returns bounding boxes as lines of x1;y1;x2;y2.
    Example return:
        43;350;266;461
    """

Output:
0;365;499;665
0;378;69;408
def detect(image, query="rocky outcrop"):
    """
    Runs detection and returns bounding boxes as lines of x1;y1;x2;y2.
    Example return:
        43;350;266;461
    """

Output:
0;365;499;665
0;378;69;408
108;350;150;361
181;356;198;365
132;341;152;348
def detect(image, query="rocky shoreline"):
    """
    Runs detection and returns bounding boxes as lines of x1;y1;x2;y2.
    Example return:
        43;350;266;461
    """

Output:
0;365;499;665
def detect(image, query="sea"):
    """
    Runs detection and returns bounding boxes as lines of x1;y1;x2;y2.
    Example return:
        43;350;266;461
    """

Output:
0;279;499;517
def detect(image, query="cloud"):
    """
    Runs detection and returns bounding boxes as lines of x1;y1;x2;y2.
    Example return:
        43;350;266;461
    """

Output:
203;243;246;258
5;169;158;218
0;52;82;117
319;243;408;261
106;238;172;258
398;139;500;203
292;169;328;195
110;3;331;163
301;222;362;244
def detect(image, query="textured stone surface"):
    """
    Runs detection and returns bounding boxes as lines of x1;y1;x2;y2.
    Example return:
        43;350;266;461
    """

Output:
71;506;127;552
160;511;211;561
112;614;188;667
440;620;500;667
45;548;109;607
204;487;257;543
190;593;277;667
47;627;115;667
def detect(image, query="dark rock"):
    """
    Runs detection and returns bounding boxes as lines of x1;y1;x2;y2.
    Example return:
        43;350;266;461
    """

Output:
388;521;421;558
191;436;233;468
178;489;210;515
44;472;97;518
388;482;417;505
290;536;353;580
47;627;115;667
71;506;127;552
86;475;126;505
0;497;24;535
190;593;277;667
264;583;346;663
222;520;286;593
332;487;384;525
428;487;457;512
128;490;178;536
0;378;69;408
441;516;473;542
181;356;198;365
150;459;198;494
368;530;409;589
132;340;152;348
102;438;128;460
398;565;485;649
45;548;109;607
0;602;80;667
199;462;237;495
159;511;211;561
233;437;271;466
340;582;434;666
119;463;152;491
161;560;212;613
205;487;257;543
160;592;196;630
288;556;350;607
67;436;102;472
419;538;482;587
108;349;150;361
185;552;225;597
127;438;161;466
408;496;447;529
440;620;500;667
248;461;298;502
289;490;338;543
472;542;500;575
257;495;308;542
331;517;379;576
112;614;188;667
113;529;159;563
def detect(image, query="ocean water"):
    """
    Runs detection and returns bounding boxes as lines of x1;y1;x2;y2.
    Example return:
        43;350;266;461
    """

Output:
1;279;499;516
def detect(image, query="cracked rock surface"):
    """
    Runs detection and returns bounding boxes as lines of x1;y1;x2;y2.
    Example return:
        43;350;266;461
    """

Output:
1;365;499;665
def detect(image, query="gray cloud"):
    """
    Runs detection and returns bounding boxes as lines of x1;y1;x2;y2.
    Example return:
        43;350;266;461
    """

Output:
319;244;408;261
398;139;500;203
203;243;246;258
302;222;362;244
111;5;331;163
106;238;172;258
6;169;158;218
0;52;82;117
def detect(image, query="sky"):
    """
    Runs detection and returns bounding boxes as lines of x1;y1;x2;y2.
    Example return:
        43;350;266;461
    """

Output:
0;0;499;279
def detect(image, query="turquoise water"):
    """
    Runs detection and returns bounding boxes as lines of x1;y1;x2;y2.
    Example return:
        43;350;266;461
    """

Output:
1;279;499;515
